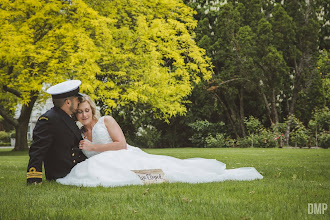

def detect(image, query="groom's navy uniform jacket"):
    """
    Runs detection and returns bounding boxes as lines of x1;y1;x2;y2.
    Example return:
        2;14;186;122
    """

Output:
27;107;87;184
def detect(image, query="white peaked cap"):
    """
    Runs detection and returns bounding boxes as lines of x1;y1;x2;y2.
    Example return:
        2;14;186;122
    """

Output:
46;80;83;99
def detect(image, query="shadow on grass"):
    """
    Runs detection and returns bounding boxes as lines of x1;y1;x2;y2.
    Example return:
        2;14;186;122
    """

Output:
0;148;28;156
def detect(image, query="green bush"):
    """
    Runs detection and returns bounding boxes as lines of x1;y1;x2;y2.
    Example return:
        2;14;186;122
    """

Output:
205;133;227;148
313;107;330;131
189;120;226;148
225;138;237;148
10;131;15;138
244;116;262;135
240;117;278;148
0;131;10;143
289;116;309;147
238;136;252;148
318;132;330;149
239;129;278;148
308;107;330;147
189;131;207;148
290;127;309;147
134;125;161;148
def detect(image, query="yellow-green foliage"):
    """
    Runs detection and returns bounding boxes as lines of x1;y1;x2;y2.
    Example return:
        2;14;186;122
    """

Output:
0;0;107;108
0;0;212;119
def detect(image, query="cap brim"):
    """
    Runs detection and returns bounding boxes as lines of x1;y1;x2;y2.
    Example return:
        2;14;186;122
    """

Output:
75;92;83;97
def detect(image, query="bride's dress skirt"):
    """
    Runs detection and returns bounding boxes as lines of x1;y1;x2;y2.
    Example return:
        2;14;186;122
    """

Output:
57;117;263;187
56;145;263;187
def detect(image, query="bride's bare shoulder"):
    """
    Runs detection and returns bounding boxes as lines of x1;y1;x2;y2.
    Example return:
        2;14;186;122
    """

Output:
103;115;116;124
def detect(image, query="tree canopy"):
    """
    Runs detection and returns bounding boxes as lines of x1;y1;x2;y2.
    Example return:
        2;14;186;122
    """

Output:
83;0;212;118
132;0;327;148
185;0;324;139
0;0;212;150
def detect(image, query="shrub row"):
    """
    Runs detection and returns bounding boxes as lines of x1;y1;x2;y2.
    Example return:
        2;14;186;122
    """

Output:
187;107;329;148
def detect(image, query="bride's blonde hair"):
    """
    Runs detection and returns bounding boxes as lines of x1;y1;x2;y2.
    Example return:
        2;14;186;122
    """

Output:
79;94;101;120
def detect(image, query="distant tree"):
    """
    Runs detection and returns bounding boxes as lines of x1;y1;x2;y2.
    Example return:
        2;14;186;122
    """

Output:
184;0;321;145
318;50;330;106
278;1;320;145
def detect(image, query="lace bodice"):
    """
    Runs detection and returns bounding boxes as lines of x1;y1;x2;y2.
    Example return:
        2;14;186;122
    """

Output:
82;117;113;158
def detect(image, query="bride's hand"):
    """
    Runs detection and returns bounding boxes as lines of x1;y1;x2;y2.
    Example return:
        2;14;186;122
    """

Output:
79;139;95;151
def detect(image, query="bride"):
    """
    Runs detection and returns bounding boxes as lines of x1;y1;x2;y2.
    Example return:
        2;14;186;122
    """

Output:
56;95;263;187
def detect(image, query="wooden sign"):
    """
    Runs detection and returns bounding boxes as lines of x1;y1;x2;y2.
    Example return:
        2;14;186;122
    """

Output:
131;169;167;185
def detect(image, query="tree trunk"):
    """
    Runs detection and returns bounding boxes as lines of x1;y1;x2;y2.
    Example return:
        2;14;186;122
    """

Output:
261;89;274;125
285;91;299;146
271;88;279;125
14;123;29;151
239;87;246;137
315;129;318;147
214;93;239;139
13;95;38;151
285;59;301;146
227;102;241;138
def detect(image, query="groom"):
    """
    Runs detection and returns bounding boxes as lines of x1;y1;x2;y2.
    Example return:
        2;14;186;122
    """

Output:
27;80;87;184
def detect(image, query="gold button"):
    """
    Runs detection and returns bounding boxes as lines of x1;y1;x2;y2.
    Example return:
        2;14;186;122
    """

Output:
73;160;76;163
72;153;75;157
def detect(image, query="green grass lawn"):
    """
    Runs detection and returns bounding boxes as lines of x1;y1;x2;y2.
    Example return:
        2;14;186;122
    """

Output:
0;148;329;219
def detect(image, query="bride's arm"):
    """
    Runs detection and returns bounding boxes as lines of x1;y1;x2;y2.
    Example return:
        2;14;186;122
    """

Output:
79;116;127;151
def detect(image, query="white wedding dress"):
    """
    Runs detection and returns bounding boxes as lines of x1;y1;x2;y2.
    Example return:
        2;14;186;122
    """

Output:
56;117;263;187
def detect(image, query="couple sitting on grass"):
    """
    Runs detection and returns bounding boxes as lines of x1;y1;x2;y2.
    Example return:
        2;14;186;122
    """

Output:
27;80;263;187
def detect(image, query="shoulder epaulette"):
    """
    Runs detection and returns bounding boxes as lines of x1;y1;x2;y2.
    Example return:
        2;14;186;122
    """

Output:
38;116;49;121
